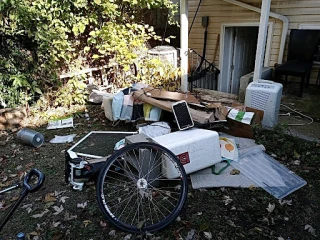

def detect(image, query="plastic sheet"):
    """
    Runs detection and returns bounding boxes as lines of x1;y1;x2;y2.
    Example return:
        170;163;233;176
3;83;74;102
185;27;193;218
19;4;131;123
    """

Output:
231;149;307;199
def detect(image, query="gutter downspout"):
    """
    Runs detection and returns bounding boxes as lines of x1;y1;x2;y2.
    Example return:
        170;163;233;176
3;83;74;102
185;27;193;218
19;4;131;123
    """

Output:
222;0;289;64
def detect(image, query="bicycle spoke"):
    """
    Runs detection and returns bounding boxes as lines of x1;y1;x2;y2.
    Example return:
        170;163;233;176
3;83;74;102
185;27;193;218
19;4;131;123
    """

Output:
131;149;143;177
153;189;179;208
117;189;138;221
97;142;188;233
108;187;137;210
111;158;139;182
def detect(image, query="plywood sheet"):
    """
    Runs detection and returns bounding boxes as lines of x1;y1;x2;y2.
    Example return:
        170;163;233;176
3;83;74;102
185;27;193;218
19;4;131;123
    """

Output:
132;90;173;112
142;87;200;104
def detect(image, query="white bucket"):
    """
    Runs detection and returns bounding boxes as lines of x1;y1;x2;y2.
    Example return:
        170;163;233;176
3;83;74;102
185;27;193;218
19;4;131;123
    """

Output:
17;128;44;148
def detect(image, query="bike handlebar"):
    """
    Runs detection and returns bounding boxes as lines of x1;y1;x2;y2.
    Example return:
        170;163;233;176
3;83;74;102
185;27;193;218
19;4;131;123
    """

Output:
23;168;45;193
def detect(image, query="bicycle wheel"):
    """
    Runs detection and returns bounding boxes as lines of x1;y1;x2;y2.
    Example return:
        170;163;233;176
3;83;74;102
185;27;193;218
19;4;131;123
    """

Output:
96;142;188;233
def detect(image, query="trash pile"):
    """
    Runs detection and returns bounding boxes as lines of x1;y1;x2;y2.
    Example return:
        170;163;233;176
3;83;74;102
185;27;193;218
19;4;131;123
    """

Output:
64;85;307;199
16;84;307;200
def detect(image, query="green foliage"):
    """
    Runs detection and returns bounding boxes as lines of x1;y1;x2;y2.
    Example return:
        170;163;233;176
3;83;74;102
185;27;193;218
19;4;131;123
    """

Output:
55;76;88;107
0;38;41;107
138;58;181;91
0;0;178;108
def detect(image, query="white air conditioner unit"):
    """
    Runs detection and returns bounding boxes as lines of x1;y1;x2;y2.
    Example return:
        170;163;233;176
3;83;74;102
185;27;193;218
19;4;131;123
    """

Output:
148;46;178;68
245;80;283;128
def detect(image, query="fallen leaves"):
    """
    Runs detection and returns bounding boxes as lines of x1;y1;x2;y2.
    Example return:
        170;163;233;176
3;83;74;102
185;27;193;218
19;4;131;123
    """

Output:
203;231;212;239
32;209;49;218
54;190;66;197
226;220;237;227
44;194;57;203
2;175;8;182
253;227;263;232
52;205;64;215
52;221;61;228
279;199;292;206
230;169;240;175
124;234;132;240
22;203;33;213
59;196;69;203
64;212;77;221
16;165;23;171
292;160;301;166
185;229;196;240
108;230;116;237
10;196;19;202
266;203;275;213
305;224;317;237
0;200;5;209
77;201;88;209
27;231;41;239
83;220;92;228
99;221;108;228
222;195;233;205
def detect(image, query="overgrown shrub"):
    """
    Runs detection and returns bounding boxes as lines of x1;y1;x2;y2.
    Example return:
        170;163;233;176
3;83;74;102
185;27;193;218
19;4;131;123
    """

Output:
0;0;178;108
138;58;181;91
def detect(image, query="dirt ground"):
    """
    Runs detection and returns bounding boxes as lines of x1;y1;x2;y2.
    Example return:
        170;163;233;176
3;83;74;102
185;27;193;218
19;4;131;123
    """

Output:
0;105;319;240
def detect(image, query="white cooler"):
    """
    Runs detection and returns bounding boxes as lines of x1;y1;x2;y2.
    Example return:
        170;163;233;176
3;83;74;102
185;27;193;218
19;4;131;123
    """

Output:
152;128;221;178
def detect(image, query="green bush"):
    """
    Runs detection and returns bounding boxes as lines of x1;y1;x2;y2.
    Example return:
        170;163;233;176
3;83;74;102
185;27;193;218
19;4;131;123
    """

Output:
0;0;178;108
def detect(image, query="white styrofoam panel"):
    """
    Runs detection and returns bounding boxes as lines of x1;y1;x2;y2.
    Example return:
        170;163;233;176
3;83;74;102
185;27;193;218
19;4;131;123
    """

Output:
152;128;221;178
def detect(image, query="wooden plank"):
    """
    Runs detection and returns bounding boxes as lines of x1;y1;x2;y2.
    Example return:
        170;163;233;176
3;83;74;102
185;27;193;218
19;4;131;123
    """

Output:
132;90;173;112
213;33;220;64
142;87;200;104
193;88;239;100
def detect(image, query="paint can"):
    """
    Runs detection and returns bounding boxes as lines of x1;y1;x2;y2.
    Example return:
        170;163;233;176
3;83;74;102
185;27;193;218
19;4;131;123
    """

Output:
17;128;44;148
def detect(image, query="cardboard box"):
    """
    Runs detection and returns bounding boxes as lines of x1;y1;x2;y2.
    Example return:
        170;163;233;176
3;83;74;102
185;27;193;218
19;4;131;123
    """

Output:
218;105;264;139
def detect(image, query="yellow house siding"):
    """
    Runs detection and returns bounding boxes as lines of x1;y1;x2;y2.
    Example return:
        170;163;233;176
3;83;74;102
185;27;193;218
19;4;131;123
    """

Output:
188;0;320;84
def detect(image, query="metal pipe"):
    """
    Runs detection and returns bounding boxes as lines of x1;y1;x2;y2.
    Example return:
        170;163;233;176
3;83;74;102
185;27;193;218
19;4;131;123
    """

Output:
0;184;20;194
222;0;289;64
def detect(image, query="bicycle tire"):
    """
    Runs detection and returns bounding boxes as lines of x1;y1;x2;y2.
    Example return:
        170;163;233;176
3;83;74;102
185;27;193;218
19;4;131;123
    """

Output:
96;142;188;233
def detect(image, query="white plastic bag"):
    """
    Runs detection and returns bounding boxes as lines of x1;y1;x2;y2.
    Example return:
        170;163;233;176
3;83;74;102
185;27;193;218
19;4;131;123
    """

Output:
138;122;171;138
50;134;77;144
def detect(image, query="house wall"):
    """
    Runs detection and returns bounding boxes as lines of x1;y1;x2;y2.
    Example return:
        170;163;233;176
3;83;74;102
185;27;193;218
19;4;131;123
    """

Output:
188;0;320;84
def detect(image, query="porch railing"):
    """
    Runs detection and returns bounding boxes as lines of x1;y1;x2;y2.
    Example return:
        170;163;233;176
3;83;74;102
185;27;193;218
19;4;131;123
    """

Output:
187;49;220;92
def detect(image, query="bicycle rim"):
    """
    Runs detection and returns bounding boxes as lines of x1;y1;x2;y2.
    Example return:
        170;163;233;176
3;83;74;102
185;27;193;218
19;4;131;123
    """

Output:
96;142;188;233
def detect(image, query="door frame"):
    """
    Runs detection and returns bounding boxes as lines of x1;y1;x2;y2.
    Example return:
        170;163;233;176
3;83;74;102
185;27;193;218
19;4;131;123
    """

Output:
218;22;274;92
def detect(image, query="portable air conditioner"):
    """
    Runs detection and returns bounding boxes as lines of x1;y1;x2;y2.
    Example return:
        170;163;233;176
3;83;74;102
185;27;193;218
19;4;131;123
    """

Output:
245;80;283;128
148;46;178;68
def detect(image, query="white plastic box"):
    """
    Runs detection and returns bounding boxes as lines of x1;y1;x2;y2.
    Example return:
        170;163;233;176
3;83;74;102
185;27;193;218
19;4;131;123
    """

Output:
152;128;221;178
102;95;114;121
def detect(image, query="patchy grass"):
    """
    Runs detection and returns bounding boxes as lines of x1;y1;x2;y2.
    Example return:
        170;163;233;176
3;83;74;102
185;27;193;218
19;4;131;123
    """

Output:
0;105;319;240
